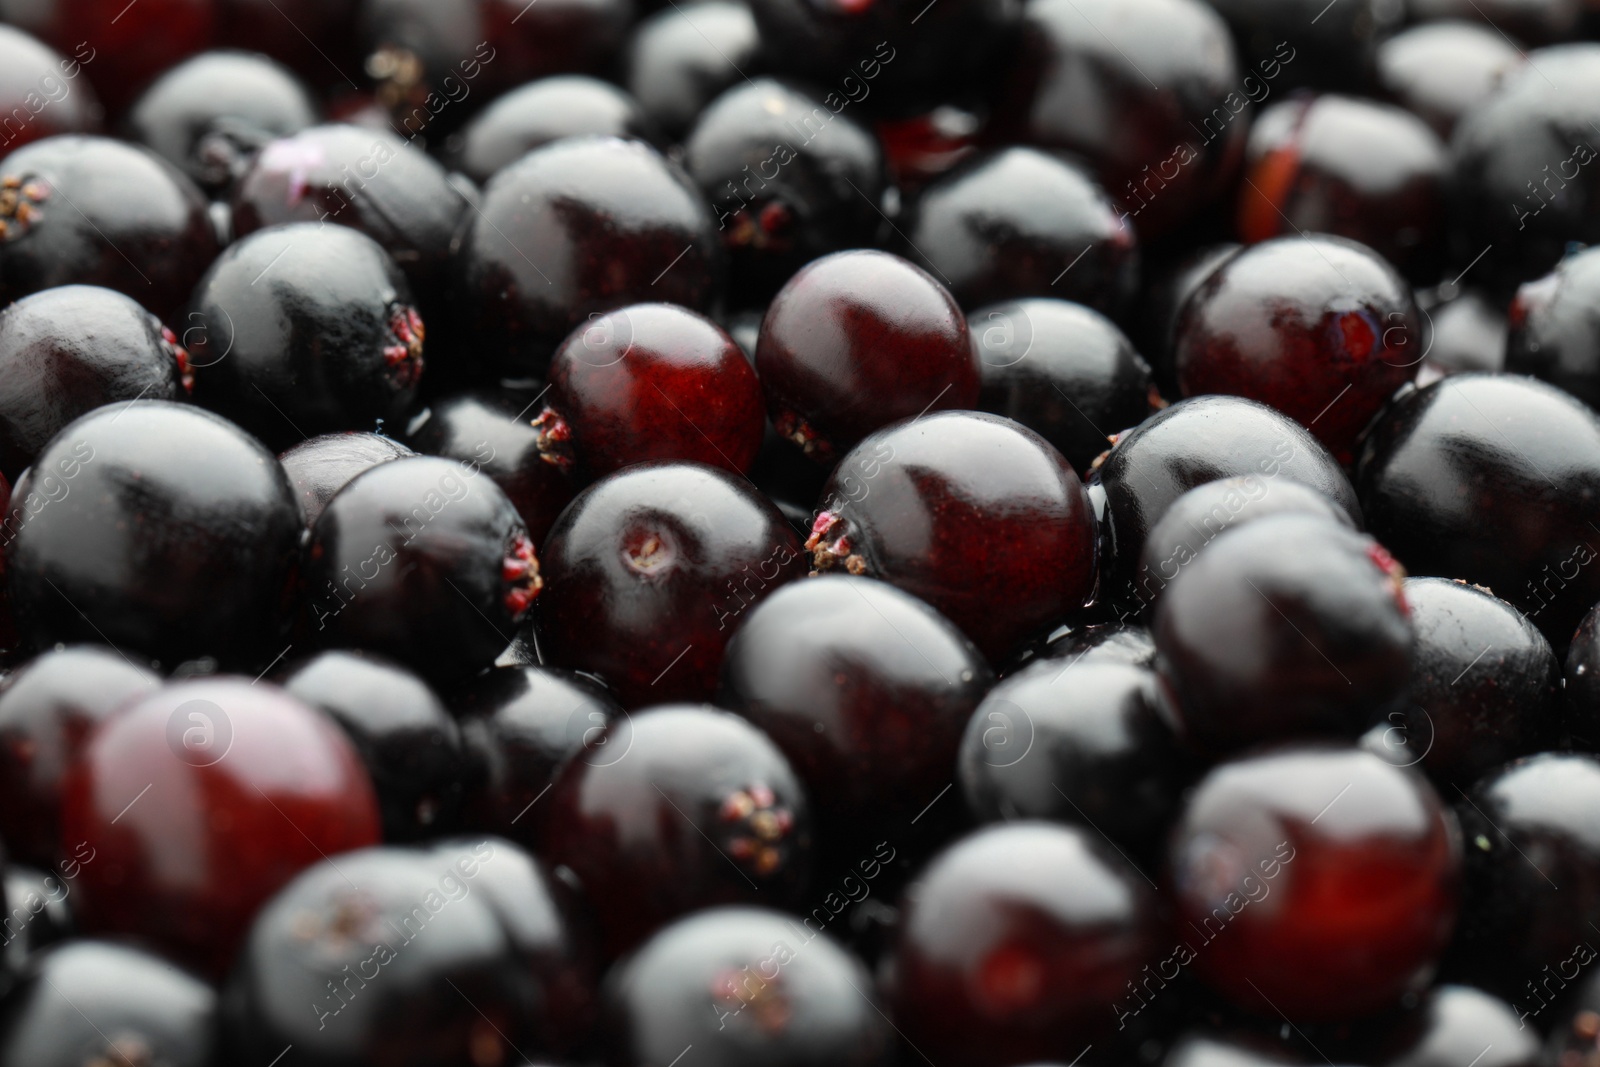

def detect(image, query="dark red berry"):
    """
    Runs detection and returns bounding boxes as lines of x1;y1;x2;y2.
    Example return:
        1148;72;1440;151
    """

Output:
60;678;381;977
1153;514;1412;753
541;704;812;955
756;250;977;464
541;302;766;478
536;461;805;707
0;285;192;479
720;574;993;834
0;646;159;869
890;822;1162;1067
446;75;656;186
1175;234;1422;463
809;411;1097;662
1168;745;1460;1021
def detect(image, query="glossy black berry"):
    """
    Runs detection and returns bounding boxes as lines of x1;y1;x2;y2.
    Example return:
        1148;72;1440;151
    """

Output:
1236;95;1448;283
1205;0;1398;92
0;285;191;479
6;401;301;669
1450;44;1600;297
1398;578;1560;789
900;148;1139;316
541;704;812;954
1134;475;1355;617
279;432;414;528
720;575;993;834
1092;395;1360;623
958;659;1190;861
232;124;469;315
1357;373;1600;650
452;136;718;381
0;941;216;1067
890;822;1162;1067
0;645;159;868
536;461;805;707
1506;247;1600;409
189;223;424;450
1449;753;1600;1001
810;411;1098;663
223;839;596;1064
1020;620;1157;674
1370;984;1539;1067
0;135;218;320
685;79;885;309
972;297;1153;474
603;906;890;1067
303;455;541;683
1153;514;1412;753
995;0;1244;237
1134;243;1240;397
445;75;656;186
1376;22;1523;139
126;50;319;195
405;392;574;547
624;2;761;140
0;26;101;152
279;650;466;841
452;665;623;843
1419;287;1508;379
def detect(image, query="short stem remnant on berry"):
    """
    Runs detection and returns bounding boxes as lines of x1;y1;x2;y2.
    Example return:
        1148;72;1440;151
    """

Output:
719;783;796;877
530;407;576;472
0;174;50;242
502;532;543;619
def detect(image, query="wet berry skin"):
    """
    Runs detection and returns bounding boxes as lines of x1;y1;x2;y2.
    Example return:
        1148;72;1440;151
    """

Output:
541;704;812;956
755;250;978;464
1236;96;1449;284
126;50;319;196
452;666;623;845
6;401;302;670
452;136;719;381
1169;745;1460;1021
189;222;425;451
1134;475;1354;617
0;941;217;1067
1136;242;1240;397
0;26;101;152
1356;373;1600;651
446;75;656;186
1205;0;1397;92
1175;234;1421;464
972;297;1154;475
809;412;1097;663
604;906;890;1067
994;0;1244;238
1375;22;1523;140
900;148;1139;316
224;838;598;1065
536;461;805;707
278;650;466;842
1154;514;1412;753
1448;754;1600;1000
1450;45;1600;298
890;822;1162;1067
0;646;160;869
279;431;414;528
60;678;381;978
684;79;885;309
1506;247;1600;410
303;455;542;685
719;575;994;833
1021;620;1157;673
542;302;766;479
624;2;761;140
405;393;574;548
1565;600;1600;747
1398;578;1560;789
958;660;1190;862
0;135;219;321
231;124;469;316
0;284;192;479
